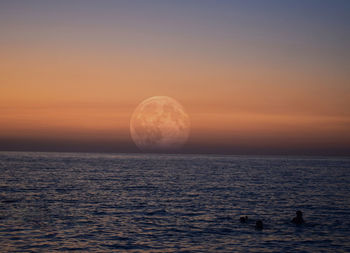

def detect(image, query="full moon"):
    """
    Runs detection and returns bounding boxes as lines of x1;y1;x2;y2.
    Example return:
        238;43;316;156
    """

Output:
130;96;190;152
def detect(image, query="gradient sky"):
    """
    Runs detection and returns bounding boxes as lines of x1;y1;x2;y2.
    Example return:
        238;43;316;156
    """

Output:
1;0;349;155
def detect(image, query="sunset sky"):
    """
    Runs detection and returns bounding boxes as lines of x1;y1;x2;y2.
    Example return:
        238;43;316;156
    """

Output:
1;0;349;155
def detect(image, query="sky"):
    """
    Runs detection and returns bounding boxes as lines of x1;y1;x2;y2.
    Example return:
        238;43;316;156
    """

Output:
0;0;349;155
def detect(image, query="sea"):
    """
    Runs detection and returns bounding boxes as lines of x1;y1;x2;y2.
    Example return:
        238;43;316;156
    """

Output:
0;152;349;252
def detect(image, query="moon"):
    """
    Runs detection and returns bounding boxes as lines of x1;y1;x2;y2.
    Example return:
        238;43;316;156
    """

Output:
130;96;190;152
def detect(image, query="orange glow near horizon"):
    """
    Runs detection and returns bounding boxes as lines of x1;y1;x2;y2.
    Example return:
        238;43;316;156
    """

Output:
1;1;349;154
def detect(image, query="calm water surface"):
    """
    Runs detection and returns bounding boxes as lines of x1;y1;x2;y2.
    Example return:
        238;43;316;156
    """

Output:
0;152;349;252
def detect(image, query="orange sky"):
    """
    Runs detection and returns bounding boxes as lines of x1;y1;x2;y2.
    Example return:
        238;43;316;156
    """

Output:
1;1;349;155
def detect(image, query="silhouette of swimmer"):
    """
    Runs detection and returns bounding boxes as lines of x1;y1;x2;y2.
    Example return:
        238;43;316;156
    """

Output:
240;216;248;223
292;210;305;224
255;220;263;230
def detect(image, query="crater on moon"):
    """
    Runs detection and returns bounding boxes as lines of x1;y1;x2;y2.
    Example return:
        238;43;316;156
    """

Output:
130;96;190;152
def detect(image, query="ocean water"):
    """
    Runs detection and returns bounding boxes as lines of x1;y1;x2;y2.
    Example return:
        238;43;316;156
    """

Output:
0;152;349;252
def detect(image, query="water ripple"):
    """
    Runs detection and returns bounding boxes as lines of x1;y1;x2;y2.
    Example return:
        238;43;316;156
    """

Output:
0;152;349;252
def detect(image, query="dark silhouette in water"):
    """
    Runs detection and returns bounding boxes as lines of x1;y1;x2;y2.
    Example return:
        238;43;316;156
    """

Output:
240;216;248;223
292;210;305;224
255;220;263;230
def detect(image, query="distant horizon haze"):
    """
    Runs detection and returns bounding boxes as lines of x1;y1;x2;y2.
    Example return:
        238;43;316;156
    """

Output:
1;1;349;155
